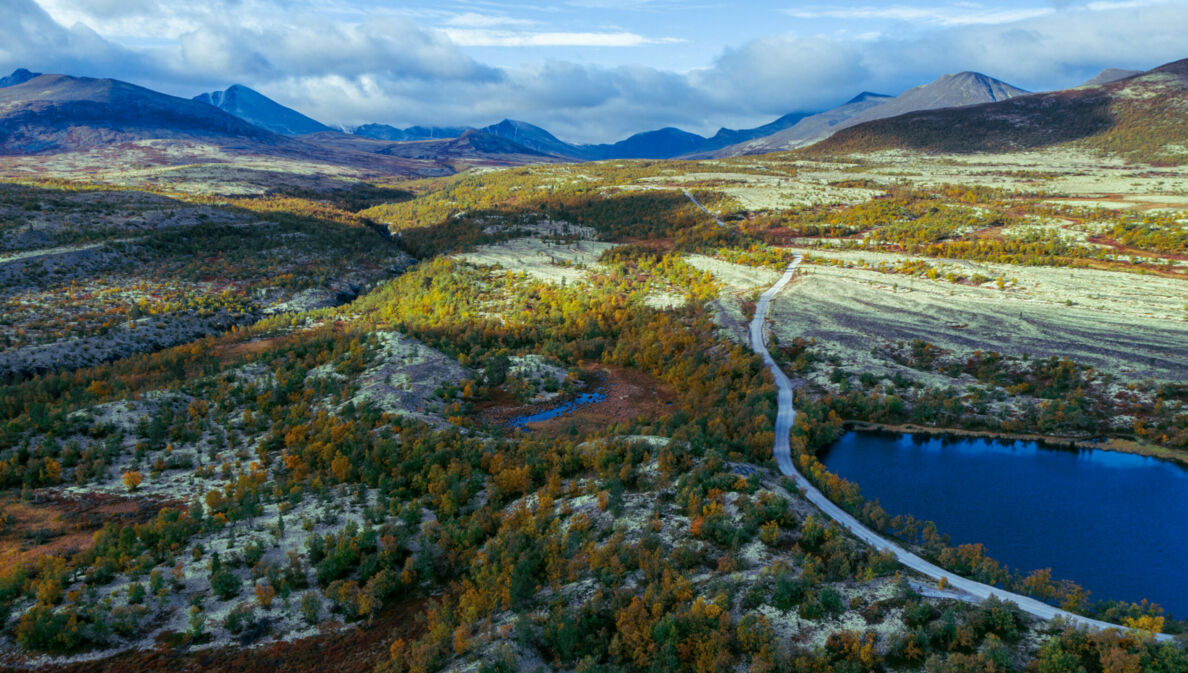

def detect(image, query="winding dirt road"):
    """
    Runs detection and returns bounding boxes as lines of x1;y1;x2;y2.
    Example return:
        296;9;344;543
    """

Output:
751;254;1171;641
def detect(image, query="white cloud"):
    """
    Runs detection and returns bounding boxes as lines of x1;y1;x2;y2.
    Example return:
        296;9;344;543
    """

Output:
0;0;152;78
782;5;1055;26
439;29;682;47
4;0;1188;143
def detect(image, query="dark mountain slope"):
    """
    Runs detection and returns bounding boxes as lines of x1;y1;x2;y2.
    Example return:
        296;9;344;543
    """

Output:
717;72;1025;157
482;119;586;158
805;58;1188;164
0;74;282;154
194;84;330;136
301;129;553;166
589;127;706;160
0;73;456;176
0;69;39;88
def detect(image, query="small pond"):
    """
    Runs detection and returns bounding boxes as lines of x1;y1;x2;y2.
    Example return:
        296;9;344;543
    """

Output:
820;431;1188;617
508;391;607;430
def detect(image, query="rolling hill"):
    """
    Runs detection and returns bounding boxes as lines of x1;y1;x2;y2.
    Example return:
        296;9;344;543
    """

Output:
804;58;1188;164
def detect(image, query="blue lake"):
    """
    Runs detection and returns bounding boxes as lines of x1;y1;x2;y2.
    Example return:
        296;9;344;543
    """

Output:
819;431;1188;617
508;391;607;430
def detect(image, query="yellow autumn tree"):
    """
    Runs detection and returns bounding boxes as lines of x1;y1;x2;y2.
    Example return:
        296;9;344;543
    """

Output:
121;470;143;492
331;452;352;482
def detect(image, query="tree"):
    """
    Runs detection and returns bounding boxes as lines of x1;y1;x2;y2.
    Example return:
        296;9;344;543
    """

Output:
187;606;206;640
484;354;510;387
211;567;242;600
255;582;276;609
300;591;322;625
331;452;352;483
121;470;143;492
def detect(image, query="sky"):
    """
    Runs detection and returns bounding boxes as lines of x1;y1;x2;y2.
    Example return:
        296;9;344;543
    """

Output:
3;0;1188;143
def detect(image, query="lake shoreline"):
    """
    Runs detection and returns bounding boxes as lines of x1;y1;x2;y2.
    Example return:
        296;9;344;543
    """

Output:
821;428;1188;617
843;421;1188;467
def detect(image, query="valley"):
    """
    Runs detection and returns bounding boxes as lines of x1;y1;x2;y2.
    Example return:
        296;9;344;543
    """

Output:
0;56;1185;673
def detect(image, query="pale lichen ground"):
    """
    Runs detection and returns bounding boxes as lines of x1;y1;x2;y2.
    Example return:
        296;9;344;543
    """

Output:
454;237;616;285
684;250;1187;382
639;172;884;210
342;330;473;426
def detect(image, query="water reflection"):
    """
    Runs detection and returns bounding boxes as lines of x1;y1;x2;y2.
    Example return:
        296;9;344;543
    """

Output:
820;431;1188;616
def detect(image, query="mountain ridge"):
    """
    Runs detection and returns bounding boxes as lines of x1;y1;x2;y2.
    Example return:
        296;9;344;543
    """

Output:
354;123;474;142
194;84;331;136
713;71;1026;157
0;68;40;88
0;73;284;154
802;58;1188;164
708;92;893;156
479;112;815;160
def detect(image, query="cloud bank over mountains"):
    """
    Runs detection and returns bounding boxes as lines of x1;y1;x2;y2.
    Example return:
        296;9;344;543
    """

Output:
5;0;1188;143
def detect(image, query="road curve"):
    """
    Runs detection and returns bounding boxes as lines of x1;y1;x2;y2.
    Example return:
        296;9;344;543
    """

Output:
750;255;1171;641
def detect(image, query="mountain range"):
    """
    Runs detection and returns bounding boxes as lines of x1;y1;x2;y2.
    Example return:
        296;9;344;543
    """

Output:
182;73;1029;160
352;112;813;160
0;60;1184;170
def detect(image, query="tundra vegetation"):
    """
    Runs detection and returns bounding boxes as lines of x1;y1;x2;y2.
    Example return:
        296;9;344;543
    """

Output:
0;149;1185;672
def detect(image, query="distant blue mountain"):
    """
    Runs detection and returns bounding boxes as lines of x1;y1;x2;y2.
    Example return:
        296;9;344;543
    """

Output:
186;79;817;160
193;84;330;136
479;111;815;160
697;111;814;152
587;127;707;160
0;69;39;88
481;119;582;157
354;123;473;141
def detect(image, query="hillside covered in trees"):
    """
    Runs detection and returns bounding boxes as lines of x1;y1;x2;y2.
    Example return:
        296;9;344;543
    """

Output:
0;146;1185;673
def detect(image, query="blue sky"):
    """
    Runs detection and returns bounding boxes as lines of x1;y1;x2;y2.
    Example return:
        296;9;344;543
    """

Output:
5;0;1188;142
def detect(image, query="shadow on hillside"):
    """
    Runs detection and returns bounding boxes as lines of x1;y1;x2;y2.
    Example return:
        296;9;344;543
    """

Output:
394;189;744;258
812;92;1117;154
